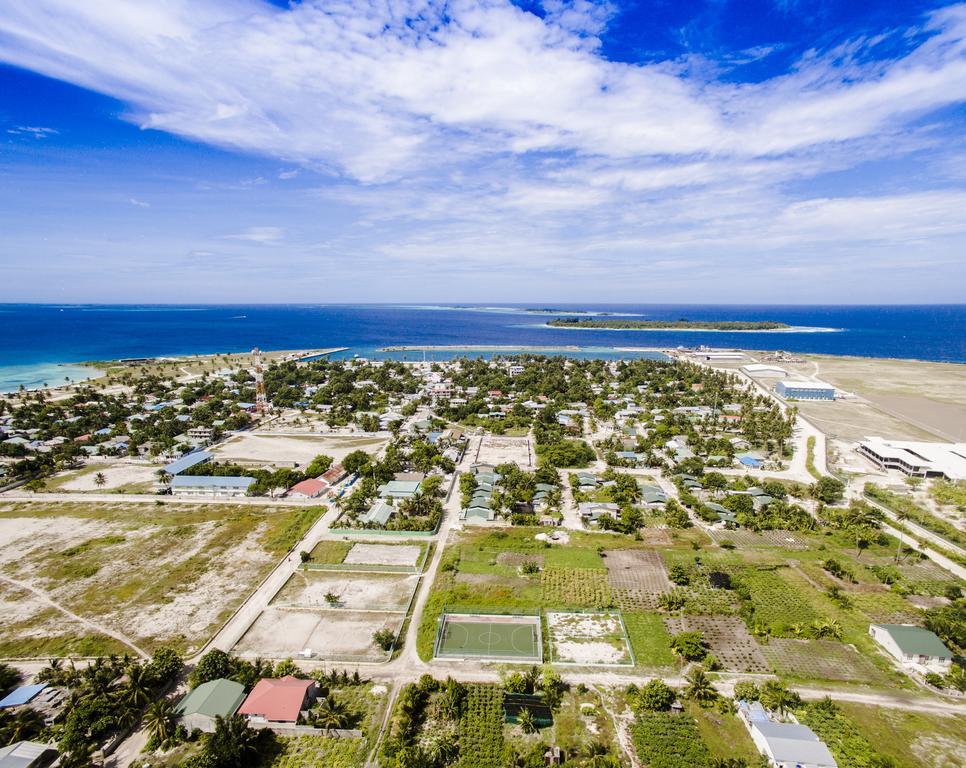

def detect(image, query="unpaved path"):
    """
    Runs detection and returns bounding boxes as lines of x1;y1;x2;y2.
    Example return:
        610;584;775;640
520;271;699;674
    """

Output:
0;574;148;659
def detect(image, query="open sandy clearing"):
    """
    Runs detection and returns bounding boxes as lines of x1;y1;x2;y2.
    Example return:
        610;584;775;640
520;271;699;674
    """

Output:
343;542;423;567
547;611;632;665
0;502;321;655
212;432;388;467
49;461;160;492
277;571;419;612
476;435;533;469
235;607;400;661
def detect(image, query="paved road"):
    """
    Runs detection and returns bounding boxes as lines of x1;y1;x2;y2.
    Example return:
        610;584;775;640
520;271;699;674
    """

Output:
862;494;966;560
200;503;345;657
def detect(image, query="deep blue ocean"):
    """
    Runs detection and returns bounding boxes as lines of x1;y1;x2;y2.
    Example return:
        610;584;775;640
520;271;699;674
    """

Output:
0;304;963;391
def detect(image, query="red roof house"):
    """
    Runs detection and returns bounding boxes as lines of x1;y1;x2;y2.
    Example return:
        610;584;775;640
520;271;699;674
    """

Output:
287;479;326;499
237;676;315;723
319;464;347;487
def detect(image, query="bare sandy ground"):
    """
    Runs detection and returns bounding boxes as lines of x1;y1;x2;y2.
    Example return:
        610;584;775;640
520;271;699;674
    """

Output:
277;571;419;612
547;612;631;665
476;435;533;469
0;511;277;655
797;399;939;442
235;607;400;661
344;543;423;567
213;432;387;467
51;461;159;492
791;355;966;441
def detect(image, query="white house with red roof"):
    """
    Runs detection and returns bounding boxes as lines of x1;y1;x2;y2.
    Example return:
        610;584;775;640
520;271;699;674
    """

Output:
237;676;316;724
287;478;327;499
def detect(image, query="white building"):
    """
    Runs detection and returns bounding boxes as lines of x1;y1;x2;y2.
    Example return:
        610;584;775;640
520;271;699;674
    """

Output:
749;721;837;768
170;475;255;498
857;437;966;481
869;624;953;674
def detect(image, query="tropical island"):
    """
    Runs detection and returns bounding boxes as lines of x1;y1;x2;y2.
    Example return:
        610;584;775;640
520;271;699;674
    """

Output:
547;317;792;331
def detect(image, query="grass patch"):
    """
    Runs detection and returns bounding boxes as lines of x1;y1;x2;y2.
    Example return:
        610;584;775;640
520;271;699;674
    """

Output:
623;612;676;668
308;540;352;564
684;701;759;763
835;701;966;768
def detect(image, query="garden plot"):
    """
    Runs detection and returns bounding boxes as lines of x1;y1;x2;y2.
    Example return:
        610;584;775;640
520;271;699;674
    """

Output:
343;542;424;569
708;528;810;550
665;616;769;673
496;552;544;568
476;435;533;469
276;570;419;612
547;611;633;666
761;638;893;684
541;568;614;609
851;593;924;625
213;432;387;468
603;549;671;611
235;607;400;661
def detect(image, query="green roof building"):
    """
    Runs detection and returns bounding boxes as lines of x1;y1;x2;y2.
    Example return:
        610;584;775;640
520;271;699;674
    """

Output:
174;679;247;733
869;624;952;674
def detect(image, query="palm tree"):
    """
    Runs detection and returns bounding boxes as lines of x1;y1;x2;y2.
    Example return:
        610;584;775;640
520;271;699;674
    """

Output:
894;509;909;563
94;472;107;488
144;698;176;747
760;681;800;718
5;708;44;742
123;663;152;709
517;707;538;734
810;618;843;641
207;715;261;766
313;695;350;733
683;667;717;705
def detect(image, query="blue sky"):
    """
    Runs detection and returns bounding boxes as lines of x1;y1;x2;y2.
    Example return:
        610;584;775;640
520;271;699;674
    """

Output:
0;0;964;303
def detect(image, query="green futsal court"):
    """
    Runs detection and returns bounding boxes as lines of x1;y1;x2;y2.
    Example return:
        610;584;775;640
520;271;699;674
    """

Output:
434;613;543;662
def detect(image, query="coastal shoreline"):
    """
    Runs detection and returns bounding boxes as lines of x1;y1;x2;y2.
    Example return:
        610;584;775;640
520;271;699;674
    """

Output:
540;323;842;333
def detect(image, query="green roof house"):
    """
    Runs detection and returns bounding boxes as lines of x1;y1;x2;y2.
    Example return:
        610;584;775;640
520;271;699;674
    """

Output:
174;679;247;733
869;624;952;674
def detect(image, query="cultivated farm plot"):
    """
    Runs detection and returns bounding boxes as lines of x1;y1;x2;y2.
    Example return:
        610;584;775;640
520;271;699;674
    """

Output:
212;432;387;468
276;571;419;612
475;435;533;469
761;638;893;684
665;615;769;673
708;528;810;550
603;549;671;611
850;592;924;626
236;607;400;662
547;611;633;666
541;567;614;609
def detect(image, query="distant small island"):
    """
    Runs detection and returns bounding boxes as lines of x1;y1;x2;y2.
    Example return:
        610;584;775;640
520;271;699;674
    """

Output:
547;318;791;331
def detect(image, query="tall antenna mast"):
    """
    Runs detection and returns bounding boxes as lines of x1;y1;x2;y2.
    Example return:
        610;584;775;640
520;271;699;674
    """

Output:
252;347;269;416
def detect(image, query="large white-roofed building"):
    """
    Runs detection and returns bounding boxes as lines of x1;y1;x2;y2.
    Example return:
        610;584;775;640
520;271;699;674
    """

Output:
857;437;966;481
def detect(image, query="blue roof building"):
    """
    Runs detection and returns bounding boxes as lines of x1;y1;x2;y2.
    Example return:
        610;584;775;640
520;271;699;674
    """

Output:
0;684;47;709
164;450;213;475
